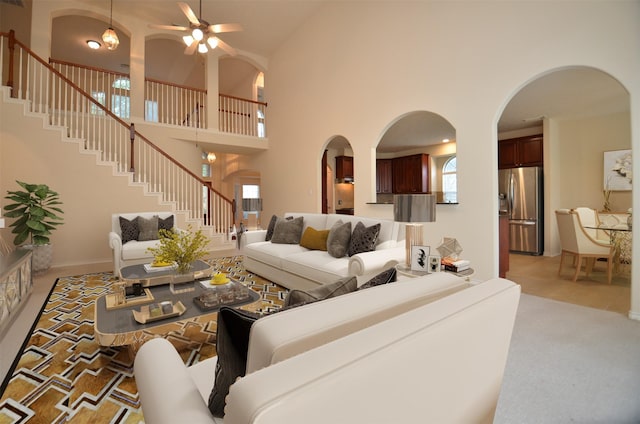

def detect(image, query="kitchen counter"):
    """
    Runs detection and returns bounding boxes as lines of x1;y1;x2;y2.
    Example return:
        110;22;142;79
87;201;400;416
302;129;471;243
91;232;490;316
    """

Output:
335;208;354;215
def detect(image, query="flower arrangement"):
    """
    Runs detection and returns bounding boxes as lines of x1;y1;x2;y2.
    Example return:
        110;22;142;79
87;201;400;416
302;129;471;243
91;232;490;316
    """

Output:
147;225;209;273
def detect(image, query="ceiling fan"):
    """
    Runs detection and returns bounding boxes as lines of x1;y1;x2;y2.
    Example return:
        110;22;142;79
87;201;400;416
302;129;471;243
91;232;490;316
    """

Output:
149;1;242;56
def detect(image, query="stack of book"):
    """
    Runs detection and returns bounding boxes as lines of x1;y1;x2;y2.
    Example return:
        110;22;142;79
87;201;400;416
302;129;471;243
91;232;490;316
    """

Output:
442;259;470;273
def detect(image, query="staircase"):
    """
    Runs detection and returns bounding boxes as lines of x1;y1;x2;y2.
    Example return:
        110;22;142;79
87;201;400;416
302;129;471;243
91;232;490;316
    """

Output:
0;30;235;253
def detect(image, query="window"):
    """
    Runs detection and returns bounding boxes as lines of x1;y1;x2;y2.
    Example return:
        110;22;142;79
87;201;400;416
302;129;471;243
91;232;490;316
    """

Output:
112;77;130;119
145;100;159;122
442;156;457;203
91;91;106;115
242;185;260;219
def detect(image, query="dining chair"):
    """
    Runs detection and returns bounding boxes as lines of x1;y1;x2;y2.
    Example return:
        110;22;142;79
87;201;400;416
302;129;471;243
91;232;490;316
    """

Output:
555;209;614;284
574;207;609;242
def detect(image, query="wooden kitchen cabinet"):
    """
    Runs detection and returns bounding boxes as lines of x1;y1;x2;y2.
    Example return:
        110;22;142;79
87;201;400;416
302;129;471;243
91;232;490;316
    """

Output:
392;154;429;193
336;156;354;180
376;159;393;194
498;134;543;169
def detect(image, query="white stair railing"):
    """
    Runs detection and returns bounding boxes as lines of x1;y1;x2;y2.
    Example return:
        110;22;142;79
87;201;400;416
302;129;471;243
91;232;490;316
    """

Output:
1;30;234;232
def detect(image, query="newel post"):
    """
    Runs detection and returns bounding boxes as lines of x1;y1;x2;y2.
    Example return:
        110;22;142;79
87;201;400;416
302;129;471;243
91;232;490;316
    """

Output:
7;30;16;97
129;123;135;173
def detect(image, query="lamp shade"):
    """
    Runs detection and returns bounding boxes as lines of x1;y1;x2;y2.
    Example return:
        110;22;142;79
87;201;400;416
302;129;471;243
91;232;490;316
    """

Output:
393;194;436;223
242;198;262;212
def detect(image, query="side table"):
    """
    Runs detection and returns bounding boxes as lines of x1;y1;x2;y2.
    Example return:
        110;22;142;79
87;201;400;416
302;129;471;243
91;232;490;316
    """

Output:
395;264;475;282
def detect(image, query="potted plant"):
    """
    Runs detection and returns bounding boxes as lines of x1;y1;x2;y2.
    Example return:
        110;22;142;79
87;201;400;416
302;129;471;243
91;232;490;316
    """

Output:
3;181;64;272
147;225;209;293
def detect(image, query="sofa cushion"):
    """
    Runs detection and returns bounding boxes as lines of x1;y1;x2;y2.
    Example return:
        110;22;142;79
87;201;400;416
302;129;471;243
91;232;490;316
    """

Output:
280;250;350;284
358;267;397;290
119;216;139;243
271;216;304;244
157;215;174;232
348;221;381;257
284;276;357;308
120;240;160;260
327;220;351;258
138;215;159;241
299;227;330;251
208;307;261;417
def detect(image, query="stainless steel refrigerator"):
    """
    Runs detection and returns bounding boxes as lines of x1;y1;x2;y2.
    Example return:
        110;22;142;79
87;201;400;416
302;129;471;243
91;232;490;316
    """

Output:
498;166;543;255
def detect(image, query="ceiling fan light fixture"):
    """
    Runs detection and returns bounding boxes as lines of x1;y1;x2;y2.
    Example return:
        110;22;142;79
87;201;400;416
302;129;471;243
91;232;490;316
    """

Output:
207;36;219;49
198;43;208;53
192;28;204;41
183;35;194;46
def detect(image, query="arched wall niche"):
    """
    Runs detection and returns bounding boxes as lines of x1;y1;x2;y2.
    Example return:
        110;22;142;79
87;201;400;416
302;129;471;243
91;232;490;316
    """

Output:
375;111;457;204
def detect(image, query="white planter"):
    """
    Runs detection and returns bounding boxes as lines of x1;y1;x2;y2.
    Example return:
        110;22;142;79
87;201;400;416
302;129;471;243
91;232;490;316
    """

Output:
25;244;53;273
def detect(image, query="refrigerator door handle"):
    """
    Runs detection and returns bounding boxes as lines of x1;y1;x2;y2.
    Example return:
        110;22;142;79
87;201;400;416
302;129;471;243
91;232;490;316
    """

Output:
509;172;514;214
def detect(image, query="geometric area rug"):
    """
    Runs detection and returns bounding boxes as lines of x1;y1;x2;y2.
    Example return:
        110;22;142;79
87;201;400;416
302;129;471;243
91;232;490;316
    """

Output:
0;256;288;423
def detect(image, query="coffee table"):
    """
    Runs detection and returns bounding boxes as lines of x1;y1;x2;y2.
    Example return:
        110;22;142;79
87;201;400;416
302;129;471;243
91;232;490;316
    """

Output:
120;259;213;287
94;278;261;348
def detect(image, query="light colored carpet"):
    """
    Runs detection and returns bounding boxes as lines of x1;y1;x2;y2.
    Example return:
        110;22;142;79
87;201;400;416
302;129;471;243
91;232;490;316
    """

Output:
495;293;640;424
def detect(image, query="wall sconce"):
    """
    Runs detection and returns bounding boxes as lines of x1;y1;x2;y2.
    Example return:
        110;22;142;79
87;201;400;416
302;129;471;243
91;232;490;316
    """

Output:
102;0;119;51
394;194;436;267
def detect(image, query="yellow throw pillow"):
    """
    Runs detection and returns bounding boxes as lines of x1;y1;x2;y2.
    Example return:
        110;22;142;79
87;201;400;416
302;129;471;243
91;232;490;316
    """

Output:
300;226;330;251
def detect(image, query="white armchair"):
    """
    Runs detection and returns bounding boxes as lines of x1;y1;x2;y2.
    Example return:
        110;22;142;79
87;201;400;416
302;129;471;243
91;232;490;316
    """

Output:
108;212;177;277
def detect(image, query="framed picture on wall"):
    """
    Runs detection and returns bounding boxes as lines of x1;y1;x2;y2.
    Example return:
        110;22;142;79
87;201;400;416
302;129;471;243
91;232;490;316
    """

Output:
410;245;430;272
603;149;632;191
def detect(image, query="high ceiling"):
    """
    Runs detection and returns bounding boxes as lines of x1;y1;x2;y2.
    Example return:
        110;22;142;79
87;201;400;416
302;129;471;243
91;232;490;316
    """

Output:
39;1;630;145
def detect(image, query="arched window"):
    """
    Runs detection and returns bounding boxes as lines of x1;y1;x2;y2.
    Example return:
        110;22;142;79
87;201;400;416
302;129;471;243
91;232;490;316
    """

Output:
442;156;457;203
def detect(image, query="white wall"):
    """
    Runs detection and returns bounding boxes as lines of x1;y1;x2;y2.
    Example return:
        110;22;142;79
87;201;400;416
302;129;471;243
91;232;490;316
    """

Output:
254;1;640;316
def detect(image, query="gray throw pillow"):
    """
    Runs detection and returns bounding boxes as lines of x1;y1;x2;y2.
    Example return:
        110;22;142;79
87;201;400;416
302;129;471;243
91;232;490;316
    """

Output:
265;215;279;241
119;216;139;243
347;221;381;257
327;220;352;258
358;267;397;290
157;215;174;232
138;215;159;241
208;307;261;417
284;276;358;308
270;216;304;244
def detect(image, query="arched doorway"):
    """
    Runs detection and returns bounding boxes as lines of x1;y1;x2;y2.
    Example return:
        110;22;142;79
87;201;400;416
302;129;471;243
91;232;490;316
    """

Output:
322;136;353;215
498;66;631;314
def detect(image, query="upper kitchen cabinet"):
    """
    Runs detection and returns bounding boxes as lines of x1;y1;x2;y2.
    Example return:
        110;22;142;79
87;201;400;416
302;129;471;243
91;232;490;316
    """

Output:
498;134;543;169
335;156;354;181
376;159;393;194
392;154;430;193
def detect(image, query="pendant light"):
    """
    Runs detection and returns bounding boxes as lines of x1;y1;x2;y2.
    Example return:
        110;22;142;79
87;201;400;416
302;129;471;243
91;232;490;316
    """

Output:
102;0;119;51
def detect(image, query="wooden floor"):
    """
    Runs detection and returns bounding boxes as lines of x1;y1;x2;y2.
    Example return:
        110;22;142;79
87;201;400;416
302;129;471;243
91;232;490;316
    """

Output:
506;253;631;316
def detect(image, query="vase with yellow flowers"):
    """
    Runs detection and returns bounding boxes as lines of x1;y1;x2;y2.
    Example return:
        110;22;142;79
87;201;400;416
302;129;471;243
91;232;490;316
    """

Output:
147;225;209;293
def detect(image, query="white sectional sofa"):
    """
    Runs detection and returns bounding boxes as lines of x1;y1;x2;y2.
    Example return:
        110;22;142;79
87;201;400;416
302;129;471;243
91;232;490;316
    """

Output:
242;212;405;290
134;273;522;424
108;212;178;277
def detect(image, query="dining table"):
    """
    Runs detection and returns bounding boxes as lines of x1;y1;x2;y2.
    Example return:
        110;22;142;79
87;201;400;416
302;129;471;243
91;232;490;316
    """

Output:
584;222;631;272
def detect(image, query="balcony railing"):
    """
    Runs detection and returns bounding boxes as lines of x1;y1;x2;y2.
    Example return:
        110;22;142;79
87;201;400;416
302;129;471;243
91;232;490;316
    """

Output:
1;30;234;233
48;59;267;137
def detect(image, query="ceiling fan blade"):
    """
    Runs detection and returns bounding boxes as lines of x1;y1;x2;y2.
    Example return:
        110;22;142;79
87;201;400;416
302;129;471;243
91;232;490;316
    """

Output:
178;2;201;25
215;38;237;56
184;40;198;55
209;23;243;33
149;24;190;31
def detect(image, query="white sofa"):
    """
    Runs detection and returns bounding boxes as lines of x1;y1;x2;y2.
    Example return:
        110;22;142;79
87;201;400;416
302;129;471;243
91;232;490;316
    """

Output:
242;212;405;290
134;273;521;424
108;212;177;277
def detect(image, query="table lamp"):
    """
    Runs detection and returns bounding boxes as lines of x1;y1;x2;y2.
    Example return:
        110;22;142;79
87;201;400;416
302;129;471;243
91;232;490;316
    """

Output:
394;194;436;267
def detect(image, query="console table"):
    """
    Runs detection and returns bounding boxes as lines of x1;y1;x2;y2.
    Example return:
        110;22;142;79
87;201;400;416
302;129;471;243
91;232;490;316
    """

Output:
0;248;33;336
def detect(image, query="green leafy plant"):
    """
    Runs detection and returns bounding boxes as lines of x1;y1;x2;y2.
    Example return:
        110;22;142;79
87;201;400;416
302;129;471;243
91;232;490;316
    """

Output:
147;225;209;273
4;181;64;246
